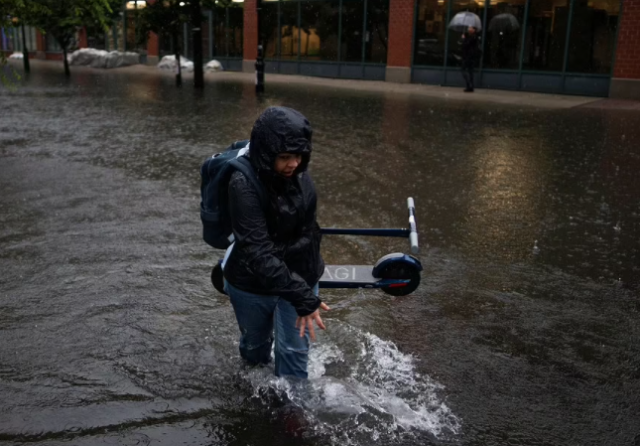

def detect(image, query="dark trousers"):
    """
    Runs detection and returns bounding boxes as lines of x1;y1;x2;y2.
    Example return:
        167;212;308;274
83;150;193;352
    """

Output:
461;59;475;90
225;280;319;379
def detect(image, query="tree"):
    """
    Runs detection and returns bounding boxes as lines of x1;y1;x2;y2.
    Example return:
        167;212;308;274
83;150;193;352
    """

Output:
1;1;25;68
26;0;117;77
1;1;51;78
139;0;190;86
140;0;207;88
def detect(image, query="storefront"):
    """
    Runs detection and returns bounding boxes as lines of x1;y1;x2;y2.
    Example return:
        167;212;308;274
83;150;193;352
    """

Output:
83;1;243;69
258;0;390;80
0;25;38;55
4;0;639;98
412;0;620;96
148;1;245;71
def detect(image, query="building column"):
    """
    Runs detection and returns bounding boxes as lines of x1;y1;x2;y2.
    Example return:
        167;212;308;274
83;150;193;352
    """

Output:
147;32;160;65
385;0;415;83
243;0;258;73
79;27;88;48
35;29;46;59
611;0;640;99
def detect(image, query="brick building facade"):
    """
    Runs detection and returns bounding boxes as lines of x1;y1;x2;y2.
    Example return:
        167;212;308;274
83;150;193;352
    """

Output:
3;0;640;99
611;0;640;98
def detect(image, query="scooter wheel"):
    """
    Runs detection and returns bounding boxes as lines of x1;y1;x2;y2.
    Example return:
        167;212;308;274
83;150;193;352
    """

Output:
211;262;227;295
379;262;421;296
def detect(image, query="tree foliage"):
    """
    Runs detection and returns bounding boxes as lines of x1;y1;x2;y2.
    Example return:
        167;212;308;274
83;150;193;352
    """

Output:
1;0;122;75
138;0;207;87
28;0;115;50
138;0;189;38
0;1;45;65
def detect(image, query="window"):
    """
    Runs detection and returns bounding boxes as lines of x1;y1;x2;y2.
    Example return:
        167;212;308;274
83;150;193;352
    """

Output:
228;3;244;57
280;0;299;59
522;0;570;71
4;27;17;52
257;0;387;63
125;10;147;52
213;5;228;56
300;0;340;61
259;0;279;57
341;0;365;62
18;26;37;52
1;28;11;52
413;0;448;66
365;0;388;63
483;0;527;70
46;34;62;52
447;0;485;67
566;0;619;74
2;26;37;52
107;19;125;52
87;24;107;50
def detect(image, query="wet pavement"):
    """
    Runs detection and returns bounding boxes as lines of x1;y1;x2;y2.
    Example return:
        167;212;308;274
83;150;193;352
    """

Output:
0;61;639;446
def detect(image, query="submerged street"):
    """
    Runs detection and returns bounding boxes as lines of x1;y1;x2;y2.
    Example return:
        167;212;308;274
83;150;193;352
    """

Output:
0;62;638;446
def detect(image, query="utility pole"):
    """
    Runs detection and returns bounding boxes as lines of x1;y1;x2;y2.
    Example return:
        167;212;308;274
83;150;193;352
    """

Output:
191;0;204;89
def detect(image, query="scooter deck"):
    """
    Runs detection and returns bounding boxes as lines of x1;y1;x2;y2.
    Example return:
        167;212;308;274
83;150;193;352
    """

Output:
319;263;414;290
320;265;375;284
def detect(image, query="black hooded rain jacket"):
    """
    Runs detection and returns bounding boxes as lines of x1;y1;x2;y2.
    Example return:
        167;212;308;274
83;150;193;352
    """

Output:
223;107;324;317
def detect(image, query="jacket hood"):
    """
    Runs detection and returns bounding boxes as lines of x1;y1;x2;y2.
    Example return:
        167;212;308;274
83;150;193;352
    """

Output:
249;107;312;176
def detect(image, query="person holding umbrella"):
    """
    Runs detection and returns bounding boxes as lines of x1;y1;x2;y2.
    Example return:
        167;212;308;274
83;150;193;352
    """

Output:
448;11;482;92
460;26;480;92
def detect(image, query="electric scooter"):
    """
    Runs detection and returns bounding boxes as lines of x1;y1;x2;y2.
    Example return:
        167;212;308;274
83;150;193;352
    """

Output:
211;198;422;296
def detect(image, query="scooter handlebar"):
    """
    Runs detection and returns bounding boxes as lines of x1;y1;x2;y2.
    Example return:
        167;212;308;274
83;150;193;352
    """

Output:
407;197;419;254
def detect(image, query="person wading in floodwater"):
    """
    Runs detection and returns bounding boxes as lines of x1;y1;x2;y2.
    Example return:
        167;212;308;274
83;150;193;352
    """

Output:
460;26;480;93
223;106;330;379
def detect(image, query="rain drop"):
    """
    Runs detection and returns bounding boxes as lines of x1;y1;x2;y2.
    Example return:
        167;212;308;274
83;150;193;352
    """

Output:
614;221;621;232
533;240;540;255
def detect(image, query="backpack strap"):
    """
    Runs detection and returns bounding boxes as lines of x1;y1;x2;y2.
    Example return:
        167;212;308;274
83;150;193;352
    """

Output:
228;156;268;212
230;139;250;150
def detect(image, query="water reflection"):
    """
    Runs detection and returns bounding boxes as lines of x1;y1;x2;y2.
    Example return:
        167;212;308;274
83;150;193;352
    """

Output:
463;124;547;261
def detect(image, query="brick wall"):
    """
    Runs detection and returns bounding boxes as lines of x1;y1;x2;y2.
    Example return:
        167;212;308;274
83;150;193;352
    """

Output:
148;32;159;57
79;28;88;48
36;30;45;52
614;0;640;79
387;0;415;67
244;0;258;60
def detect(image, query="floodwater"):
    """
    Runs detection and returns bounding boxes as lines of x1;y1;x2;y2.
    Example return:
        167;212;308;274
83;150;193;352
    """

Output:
0;62;638;446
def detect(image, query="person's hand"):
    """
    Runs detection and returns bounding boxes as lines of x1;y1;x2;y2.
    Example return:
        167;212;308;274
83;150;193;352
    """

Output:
296;302;330;341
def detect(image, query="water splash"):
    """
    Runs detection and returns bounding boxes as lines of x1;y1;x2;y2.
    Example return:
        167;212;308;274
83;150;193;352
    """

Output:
241;325;461;445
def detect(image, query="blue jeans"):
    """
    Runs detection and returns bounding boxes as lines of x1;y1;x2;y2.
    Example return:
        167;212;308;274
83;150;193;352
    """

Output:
224;281;319;379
